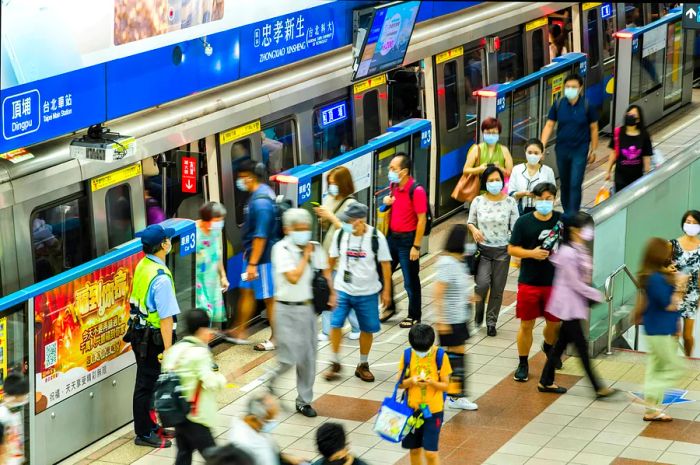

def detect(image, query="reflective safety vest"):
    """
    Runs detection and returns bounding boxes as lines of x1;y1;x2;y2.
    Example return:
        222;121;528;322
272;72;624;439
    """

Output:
130;256;175;329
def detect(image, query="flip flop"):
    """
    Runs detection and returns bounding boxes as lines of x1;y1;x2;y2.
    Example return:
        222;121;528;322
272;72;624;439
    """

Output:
644;412;672;422
399;318;418;328
254;340;276;351
379;309;396;323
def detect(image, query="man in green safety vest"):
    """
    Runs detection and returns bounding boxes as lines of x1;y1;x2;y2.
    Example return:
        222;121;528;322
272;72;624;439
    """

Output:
127;224;181;448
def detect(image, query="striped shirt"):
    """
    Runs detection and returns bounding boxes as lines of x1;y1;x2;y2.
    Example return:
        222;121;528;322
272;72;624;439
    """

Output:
435;255;472;324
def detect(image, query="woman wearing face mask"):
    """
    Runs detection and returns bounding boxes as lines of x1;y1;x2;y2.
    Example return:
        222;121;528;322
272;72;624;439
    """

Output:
467;166;519;336
461;117;514;182
605;104;653;193
671;210;700;357
537;212;615;398
314;167;361;341
196;202;229;325
509;138;556;214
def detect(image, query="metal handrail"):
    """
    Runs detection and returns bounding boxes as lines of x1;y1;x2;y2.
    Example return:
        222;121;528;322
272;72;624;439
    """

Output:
604;264;641;355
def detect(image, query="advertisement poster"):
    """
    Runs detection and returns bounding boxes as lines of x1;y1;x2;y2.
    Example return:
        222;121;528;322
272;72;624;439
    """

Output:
0;317;6;400
33;253;143;413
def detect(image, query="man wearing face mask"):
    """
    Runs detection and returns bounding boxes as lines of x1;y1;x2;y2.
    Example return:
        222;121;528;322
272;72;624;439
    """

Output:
540;74;599;218
508;183;564;383
129;224;181;447
228;394;308;465
269;209;335;417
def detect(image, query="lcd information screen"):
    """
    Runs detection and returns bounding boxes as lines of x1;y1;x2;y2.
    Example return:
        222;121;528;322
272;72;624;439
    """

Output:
353;1;421;81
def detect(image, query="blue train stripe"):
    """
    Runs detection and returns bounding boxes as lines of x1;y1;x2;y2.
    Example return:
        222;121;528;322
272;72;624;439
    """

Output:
438;143;471;183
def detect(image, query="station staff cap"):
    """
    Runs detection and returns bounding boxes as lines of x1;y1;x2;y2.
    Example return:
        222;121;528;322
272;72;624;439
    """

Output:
135;224;176;247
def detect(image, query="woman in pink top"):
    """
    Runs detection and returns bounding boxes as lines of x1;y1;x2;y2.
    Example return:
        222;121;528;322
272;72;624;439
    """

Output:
537;212;615;397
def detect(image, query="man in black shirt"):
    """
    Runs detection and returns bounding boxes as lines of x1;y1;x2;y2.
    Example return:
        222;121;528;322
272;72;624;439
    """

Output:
508;183;563;382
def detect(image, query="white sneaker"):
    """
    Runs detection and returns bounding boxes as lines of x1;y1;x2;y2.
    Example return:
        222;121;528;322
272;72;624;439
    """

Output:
447;397;478;410
318;333;329;342
347;332;361;340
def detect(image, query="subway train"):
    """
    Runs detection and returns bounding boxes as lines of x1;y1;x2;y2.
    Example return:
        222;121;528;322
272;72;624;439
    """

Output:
0;2;693;324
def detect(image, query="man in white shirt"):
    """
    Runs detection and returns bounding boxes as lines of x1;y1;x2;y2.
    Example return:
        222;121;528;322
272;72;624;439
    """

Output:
270;209;335;418
228;394;308;465
324;203;392;383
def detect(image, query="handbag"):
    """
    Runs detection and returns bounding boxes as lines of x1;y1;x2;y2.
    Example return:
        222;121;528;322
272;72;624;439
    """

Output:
311;244;331;314
451;144;481;203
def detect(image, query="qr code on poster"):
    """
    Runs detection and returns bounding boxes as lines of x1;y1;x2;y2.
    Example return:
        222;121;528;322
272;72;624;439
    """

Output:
45;341;57;368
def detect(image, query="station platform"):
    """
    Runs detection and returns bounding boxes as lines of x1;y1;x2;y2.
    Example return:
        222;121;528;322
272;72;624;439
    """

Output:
61;92;700;465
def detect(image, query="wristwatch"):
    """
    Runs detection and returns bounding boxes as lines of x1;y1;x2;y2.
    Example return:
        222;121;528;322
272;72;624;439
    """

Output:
412;245;420;250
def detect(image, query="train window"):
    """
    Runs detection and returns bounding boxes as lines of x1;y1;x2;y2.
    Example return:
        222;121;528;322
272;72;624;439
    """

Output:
105;184;134;248
663;21;683;108
587;9;600;67
531;28;545;72
443;60;459;131
312;99;353;162
362;90;381;143
498;33;524;82
230;138;253;227
30;196;93;281
602;4;617;59
464;48;484;118
624;3;644;28
261;120;296;176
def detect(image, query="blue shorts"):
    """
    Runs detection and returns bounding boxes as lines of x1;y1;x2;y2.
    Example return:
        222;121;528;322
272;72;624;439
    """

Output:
331;291;380;334
239;260;274;300
401;411;444;452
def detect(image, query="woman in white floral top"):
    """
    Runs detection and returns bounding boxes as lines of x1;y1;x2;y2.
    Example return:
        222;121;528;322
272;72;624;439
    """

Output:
671;210;700;357
467;166;519;336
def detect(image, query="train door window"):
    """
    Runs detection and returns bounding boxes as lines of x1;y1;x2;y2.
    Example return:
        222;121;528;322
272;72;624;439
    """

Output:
105;184;134;248
443;60;459;130
531;28;546;72
587;9;600;66
230;138;253;227
602;4;617;59
362;90;382;143
261;119;297;177
312;99;353;162
638;30;665;94
663;21;683;109
463;47;484;118
497;33;524;82
388;65;422;125
510;83;540;161
624;3;644;27
31;196;93;281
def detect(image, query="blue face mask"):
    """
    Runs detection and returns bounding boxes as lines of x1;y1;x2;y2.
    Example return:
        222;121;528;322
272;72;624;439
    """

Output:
483;133;499;145
564;87;579;101
388;170;400;184
290;230;311;246
261;420;279;433
341;222;354;234
535;200;554;216
328;184;339;197
485;181;503;195
236;178;248;191
413;348;431;358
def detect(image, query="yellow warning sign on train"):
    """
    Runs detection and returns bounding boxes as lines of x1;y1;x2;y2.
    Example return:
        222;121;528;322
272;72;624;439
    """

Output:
582;3;602;11
91;163;142;192
219;120;261;145
436;46;464;64
353;74;387;94
525;17;548;32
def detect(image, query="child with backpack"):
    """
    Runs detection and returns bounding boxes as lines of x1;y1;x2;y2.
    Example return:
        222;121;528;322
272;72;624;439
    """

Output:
398;324;451;465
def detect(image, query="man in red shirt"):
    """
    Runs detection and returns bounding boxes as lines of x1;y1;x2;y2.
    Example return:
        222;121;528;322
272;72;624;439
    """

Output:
380;154;427;328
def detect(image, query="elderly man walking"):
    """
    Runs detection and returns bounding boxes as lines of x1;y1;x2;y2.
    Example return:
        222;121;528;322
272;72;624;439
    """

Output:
269;209;335;417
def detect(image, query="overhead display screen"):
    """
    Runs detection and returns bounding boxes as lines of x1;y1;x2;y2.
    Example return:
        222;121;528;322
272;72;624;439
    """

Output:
353;1;420;81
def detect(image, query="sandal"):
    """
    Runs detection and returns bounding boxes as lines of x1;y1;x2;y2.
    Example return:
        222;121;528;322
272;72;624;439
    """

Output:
399;318;418;329
254;340;276;351
537;384;567;394
596;387;618;399
379;309;397;323
644;412;672;422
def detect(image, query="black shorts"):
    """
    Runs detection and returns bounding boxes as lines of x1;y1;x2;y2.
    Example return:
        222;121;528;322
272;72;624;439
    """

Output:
438;323;470;347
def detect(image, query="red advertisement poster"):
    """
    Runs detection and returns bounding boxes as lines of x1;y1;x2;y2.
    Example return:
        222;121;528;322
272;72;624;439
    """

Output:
33;252;143;413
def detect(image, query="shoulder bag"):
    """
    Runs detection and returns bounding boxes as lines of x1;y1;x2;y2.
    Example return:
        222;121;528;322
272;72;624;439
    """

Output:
451;144;481;203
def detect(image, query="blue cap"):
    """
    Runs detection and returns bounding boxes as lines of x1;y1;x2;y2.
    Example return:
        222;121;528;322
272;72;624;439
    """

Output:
135;224;176;247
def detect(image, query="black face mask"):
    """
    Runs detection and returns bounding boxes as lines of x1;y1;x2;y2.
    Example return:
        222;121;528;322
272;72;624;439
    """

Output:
624;114;638;126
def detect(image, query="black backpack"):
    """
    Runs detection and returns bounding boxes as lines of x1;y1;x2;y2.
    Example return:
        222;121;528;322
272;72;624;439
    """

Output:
153;341;200;427
396;182;434;236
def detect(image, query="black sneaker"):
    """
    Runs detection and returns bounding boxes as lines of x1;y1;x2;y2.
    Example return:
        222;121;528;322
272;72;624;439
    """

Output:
487;326;497;337
135;433;172;448
514;362;529;382
296;404;318;418
541;343;563;369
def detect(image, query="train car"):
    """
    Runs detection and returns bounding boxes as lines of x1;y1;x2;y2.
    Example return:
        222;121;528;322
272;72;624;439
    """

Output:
0;1;695;327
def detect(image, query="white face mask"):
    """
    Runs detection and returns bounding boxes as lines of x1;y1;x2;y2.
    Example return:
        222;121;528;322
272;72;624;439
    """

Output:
684;223;700;237
210;220;224;230
163;240;172;255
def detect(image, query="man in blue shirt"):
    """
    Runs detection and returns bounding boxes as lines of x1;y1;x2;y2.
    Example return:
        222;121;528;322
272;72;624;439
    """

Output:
226;159;277;352
128;224;181;448
540;73;599;218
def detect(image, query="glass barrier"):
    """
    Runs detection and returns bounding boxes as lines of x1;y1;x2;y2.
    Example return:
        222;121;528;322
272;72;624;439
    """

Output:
589;137;700;342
